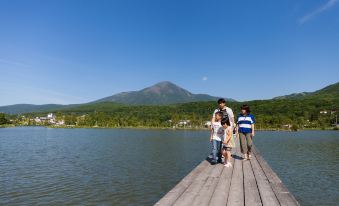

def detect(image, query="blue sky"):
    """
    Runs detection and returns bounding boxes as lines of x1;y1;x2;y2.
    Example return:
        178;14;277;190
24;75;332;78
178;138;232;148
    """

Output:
0;0;338;106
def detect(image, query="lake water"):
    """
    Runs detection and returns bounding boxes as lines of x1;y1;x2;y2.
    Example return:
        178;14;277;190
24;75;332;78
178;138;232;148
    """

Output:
0;127;338;206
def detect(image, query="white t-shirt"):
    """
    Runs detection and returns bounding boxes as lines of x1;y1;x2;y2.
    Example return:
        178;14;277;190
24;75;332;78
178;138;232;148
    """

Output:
212;106;235;127
211;121;224;141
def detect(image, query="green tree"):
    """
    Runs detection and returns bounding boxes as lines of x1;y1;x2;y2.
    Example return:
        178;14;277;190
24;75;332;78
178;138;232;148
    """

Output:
64;114;77;125
0;113;8;125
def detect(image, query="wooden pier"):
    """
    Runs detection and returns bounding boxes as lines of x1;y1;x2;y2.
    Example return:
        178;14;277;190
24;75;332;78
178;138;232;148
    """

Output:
155;139;299;206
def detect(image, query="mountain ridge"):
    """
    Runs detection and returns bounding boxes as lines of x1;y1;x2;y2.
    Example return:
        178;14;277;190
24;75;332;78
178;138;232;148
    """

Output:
0;81;234;114
1;81;338;115
273;82;339;100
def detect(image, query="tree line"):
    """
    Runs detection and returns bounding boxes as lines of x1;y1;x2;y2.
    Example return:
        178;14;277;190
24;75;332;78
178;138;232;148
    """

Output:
9;96;338;130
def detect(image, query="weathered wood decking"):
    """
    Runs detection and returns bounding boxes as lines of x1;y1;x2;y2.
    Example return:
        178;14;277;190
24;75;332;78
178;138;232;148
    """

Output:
155;139;299;206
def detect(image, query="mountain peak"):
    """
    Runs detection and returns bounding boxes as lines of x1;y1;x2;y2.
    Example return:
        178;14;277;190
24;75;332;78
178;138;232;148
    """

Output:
147;81;185;90
141;81;191;95
154;81;175;86
94;81;230;105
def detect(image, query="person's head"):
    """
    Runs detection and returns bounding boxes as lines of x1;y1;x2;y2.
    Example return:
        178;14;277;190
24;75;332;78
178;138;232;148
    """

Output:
215;111;223;121
221;118;230;128
217;98;226;109
241;104;250;115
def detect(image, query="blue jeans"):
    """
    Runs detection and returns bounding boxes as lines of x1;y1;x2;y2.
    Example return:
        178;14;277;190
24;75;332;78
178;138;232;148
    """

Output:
212;140;222;163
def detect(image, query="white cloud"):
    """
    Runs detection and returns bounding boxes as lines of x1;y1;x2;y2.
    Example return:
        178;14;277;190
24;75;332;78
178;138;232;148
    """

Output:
299;0;338;24
202;76;208;81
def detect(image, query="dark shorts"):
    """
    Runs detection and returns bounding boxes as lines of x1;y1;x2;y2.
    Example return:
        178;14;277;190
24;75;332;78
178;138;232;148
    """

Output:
222;145;232;151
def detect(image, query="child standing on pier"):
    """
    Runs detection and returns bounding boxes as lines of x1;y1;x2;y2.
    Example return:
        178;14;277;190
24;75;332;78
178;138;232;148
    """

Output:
210;111;224;164
221;118;233;167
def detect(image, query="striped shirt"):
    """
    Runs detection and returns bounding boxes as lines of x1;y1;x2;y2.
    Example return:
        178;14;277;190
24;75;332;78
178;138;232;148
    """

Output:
237;113;255;133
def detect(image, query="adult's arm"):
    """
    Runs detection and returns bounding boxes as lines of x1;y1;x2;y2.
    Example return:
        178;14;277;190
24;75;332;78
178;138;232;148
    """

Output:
251;124;255;137
251;115;256;137
210;128;214;142
228;108;235;127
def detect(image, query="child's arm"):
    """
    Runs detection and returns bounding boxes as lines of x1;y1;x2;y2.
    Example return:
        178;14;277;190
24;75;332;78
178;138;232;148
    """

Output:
226;129;232;143
210;128;213;142
224;128;232;144
210;109;217;125
210;114;215;125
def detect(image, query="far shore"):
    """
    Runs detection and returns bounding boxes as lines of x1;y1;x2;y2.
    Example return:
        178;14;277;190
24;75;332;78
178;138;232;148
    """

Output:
0;124;16;128
1;124;338;131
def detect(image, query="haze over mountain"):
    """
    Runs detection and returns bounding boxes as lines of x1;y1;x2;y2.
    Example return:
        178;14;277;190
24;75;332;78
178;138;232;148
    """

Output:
0;104;65;115
0;81;234;114
94;81;234;105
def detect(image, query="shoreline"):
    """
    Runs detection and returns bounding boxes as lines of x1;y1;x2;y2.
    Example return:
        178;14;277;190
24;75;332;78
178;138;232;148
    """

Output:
0;124;15;128
2;124;338;131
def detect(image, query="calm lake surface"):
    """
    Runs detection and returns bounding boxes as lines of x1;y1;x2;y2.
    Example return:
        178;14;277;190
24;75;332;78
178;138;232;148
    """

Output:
0;127;338;206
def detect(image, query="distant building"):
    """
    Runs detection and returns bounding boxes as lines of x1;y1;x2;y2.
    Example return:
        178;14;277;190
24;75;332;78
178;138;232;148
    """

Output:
34;113;56;124
178;120;191;127
34;117;42;123
55;120;65;126
281;124;292;130
47;113;55;119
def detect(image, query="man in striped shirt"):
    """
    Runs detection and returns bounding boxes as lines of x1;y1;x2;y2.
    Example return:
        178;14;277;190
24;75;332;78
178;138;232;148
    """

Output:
237;104;255;160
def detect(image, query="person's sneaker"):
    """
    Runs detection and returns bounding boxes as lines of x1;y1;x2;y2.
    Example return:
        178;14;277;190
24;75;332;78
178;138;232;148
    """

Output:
211;160;217;165
224;162;232;167
248;154;252;159
243;154;248;161
221;157;225;163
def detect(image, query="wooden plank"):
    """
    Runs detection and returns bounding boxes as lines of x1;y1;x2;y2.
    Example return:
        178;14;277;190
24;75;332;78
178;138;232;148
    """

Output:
243;160;262;206
226;157;244;206
209;157;235;206
173;163;215;206
156;138;299;206
252;146;299;206
269;182;300;206
226;137;244;206
252;147;281;182
192;164;224;206
250;152;280;206
155;160;210;206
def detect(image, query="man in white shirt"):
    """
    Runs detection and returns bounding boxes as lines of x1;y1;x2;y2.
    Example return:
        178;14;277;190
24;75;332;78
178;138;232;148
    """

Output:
211;98;235;127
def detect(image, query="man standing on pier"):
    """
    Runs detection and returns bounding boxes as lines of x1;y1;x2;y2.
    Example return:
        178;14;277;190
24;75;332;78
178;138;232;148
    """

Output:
211;98;235;127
